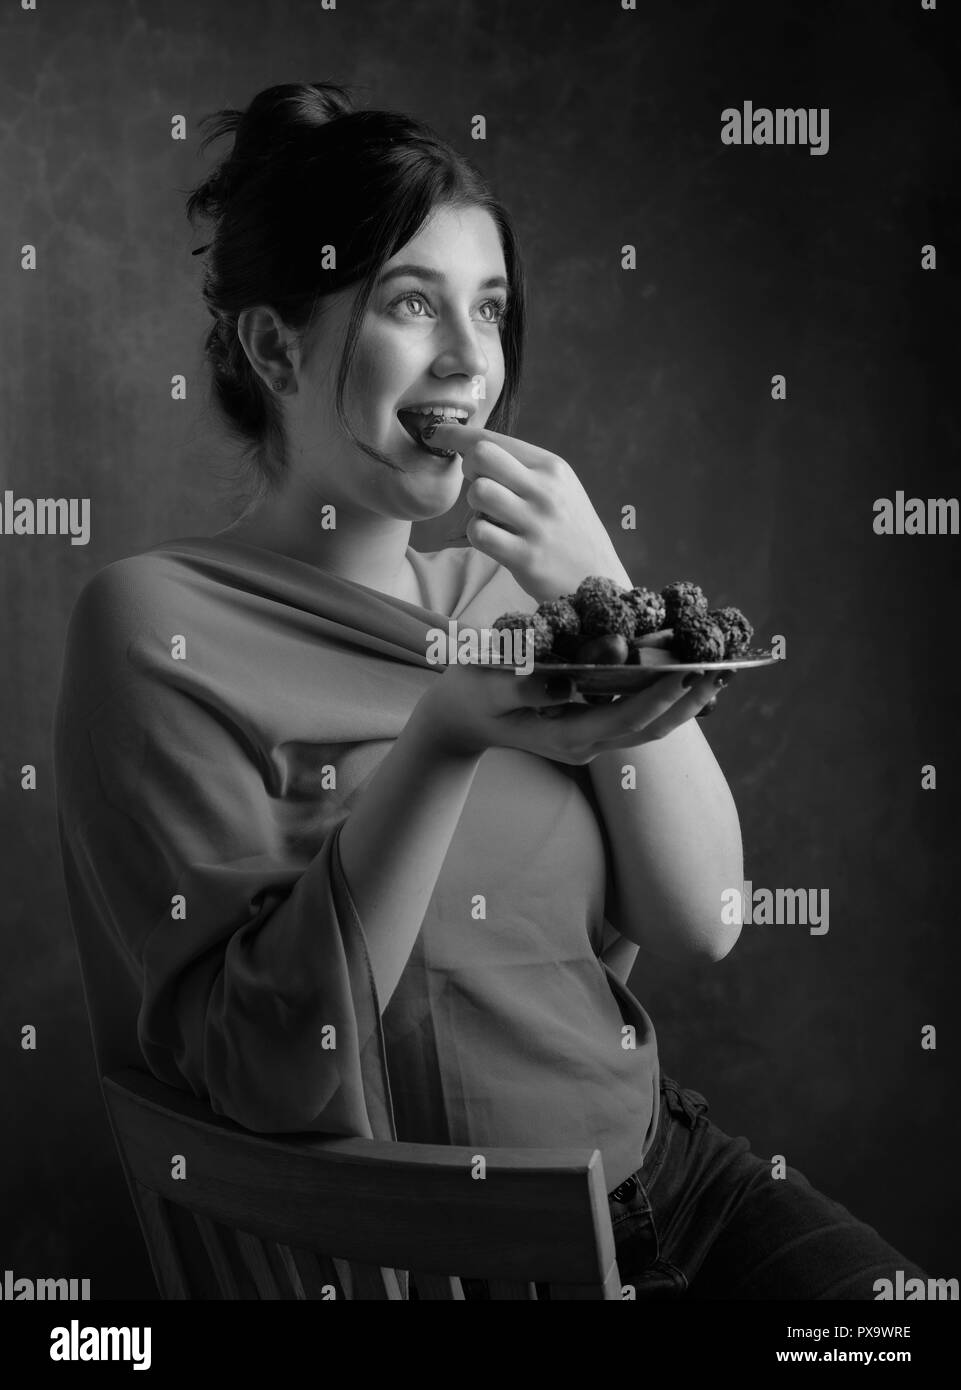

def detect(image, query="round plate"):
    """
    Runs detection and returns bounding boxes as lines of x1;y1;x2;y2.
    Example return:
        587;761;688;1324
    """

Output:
472;647;781;695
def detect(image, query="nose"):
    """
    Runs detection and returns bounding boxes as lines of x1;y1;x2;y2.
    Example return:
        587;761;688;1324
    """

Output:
431;307;492;384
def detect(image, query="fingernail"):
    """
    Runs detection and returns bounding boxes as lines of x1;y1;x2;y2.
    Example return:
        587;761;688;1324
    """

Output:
714;673;730;688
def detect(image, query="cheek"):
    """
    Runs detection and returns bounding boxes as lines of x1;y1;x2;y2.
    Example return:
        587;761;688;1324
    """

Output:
488;337;507;388
350;330;406;400
483;361;507;419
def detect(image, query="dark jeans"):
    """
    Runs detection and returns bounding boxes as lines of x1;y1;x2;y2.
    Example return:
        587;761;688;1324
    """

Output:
599;1074;927;1300
438;1074;928;1301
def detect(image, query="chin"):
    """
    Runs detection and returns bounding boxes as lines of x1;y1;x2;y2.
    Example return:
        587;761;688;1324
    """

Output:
400;478;465;522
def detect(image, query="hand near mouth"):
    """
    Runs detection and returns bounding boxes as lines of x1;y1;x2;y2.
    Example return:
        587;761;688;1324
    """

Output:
423;420;634;605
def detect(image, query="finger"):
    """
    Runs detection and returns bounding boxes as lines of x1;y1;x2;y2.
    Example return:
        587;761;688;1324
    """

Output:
465;511;532;567
537;668;701;740
510;671;577;707
461;438;540;494
517;669;622;727
584;662;731;710
424;420;556;474
695;671;737;718
646;671;725;732
465;472;531;533
594;671;723;748
431;429;542;505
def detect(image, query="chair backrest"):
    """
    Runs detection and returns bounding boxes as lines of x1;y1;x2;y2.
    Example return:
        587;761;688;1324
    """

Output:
101;1068;624;1299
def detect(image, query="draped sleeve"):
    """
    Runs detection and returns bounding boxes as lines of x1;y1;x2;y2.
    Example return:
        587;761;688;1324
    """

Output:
53;553;397;1139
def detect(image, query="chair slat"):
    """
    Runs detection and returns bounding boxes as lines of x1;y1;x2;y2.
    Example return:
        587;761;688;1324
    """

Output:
410;1272;466;1300
347;1261;404;1299
275;1243;308;1299
195;1214;242;1298
288;1247;343;1300
135;1185;190;1299
487;1280;538;1300
331;1255;354;1299
235;1229;284;1299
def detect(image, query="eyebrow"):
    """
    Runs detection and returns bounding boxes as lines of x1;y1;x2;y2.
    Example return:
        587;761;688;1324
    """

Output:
376;263;509;292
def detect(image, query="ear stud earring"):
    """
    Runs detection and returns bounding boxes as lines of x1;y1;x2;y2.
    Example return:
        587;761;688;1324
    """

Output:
272;377;288;392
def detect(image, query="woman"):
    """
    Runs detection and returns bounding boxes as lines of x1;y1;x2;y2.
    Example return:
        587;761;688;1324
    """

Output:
54;81;926;1299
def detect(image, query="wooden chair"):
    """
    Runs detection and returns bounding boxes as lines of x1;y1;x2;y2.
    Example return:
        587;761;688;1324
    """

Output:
101;1067;625;1300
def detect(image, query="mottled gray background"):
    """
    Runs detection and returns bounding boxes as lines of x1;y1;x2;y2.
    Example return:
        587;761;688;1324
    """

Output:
1;0;957;1297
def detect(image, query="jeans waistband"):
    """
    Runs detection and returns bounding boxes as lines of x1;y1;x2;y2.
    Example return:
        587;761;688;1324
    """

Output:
606;1073;700;1204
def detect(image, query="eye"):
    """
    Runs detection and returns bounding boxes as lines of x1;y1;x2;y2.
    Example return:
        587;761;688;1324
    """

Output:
388;290;431;318
387;290;508;325
479;297;508;325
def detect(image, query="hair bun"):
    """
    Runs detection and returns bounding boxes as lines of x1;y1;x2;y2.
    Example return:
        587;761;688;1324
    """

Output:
233;81;354;160
187;82;354;226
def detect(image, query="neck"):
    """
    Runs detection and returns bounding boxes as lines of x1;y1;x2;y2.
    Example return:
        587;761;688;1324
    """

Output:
218;482;415;594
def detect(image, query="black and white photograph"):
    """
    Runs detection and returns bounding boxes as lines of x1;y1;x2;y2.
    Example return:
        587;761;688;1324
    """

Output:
1;0;958;1365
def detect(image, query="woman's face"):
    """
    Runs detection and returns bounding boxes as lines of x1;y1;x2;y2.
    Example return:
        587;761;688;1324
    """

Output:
290;202;509;521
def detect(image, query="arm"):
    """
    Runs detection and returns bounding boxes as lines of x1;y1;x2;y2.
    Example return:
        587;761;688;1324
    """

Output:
586;720;743;962
65;687;482;1133
488;555;743;965
556;558;743;962
338;700;484;1007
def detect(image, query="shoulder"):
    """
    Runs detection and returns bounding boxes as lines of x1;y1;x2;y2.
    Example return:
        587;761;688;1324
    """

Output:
56;544;242;753
66;548;190;644
62;545;217;711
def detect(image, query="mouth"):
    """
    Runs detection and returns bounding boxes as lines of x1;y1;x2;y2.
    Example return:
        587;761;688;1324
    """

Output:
396;404;471;457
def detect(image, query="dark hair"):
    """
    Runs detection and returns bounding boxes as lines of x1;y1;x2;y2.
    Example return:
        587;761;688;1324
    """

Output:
184;81;527;502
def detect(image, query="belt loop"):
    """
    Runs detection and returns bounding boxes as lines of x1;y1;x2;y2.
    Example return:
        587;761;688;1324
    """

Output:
664;1077;700;1130
681;1089;707;1130
609;1173;639;1204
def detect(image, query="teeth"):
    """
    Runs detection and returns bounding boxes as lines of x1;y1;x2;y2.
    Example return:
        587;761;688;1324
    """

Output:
402;405;468;420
